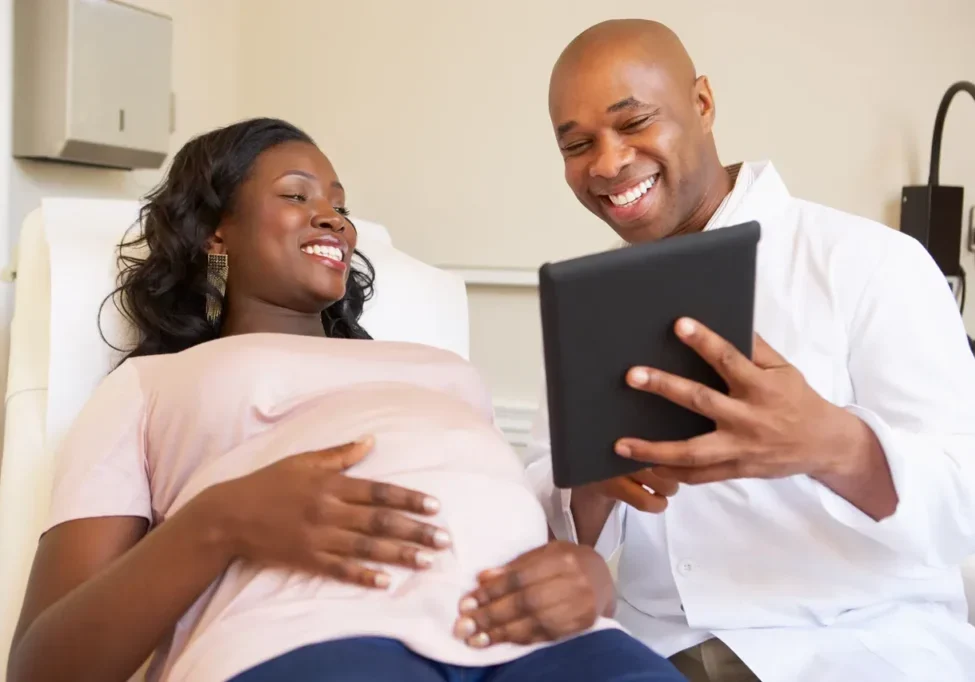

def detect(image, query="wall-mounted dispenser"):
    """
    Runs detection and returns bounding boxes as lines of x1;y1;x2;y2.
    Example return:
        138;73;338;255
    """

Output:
12;0;173;170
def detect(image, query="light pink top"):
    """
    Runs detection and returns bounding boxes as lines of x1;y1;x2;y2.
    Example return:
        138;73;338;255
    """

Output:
45;333;617;682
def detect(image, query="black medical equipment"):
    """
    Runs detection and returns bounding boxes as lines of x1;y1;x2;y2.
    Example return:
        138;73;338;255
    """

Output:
899;80;975;354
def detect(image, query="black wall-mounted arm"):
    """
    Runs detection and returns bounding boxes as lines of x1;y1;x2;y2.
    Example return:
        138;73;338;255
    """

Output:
928;80;975;186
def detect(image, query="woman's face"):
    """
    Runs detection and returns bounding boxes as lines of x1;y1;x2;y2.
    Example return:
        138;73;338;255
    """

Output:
214;141;358;314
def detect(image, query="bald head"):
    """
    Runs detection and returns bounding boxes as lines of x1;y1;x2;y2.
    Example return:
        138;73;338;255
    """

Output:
548;20;729;244
550;20;697;112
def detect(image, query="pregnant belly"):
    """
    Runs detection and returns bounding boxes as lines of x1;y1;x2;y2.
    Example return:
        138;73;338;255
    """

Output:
188;469;548;652
164;388;548;643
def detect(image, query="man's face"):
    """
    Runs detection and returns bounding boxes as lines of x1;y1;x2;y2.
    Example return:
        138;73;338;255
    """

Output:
550;51;711;244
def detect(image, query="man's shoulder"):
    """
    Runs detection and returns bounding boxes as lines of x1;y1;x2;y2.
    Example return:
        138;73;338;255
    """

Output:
787;196;929;271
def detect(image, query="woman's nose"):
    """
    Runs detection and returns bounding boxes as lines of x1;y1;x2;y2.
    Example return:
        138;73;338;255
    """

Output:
313;209;345;232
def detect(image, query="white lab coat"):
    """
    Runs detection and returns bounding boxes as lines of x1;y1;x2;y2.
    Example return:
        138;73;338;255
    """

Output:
525;161;975;681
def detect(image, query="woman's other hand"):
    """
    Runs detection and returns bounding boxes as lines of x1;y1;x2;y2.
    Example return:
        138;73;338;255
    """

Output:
209;436;451;588
452;541;615;648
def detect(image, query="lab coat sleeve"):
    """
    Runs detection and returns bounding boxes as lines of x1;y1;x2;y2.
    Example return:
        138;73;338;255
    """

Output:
523;376;625;558
816;233;975;566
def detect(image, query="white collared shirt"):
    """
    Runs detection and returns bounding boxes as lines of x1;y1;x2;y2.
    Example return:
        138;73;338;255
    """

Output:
525;161;975;681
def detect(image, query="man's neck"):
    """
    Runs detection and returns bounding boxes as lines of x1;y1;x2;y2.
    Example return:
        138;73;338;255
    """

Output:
674;162;737;237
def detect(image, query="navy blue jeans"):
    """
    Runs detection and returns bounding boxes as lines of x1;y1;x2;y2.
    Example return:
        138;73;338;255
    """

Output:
230;629;686;682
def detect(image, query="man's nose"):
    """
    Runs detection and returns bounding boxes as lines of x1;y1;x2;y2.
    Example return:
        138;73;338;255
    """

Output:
589;140;635;179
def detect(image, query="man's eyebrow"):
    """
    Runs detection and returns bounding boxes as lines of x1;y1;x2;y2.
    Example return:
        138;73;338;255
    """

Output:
606;96;653;114
556;121;577;139
331;181;344;191
556;97;657;139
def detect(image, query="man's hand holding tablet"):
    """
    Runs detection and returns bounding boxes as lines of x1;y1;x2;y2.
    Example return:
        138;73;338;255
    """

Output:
616;316;895;519
538;221;896;546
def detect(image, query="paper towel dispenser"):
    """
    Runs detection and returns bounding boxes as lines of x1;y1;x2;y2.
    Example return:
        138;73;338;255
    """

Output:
13;0;173;170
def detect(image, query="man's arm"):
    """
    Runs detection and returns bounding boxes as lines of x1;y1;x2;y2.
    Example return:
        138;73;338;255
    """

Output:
523;389;624;554
813;233;975;565
569;487;617;547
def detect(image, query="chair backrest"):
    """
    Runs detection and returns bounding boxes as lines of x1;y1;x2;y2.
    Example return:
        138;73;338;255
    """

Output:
0;197;469;679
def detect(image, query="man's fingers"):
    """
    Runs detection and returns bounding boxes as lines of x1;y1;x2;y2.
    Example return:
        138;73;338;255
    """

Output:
672;317;760;385
752;332;788;368
626;366;743;421
654;461;752;485
601;475;670;513
331;476;441;516
615;432;734;468
628;469;679;497
327;498;451;549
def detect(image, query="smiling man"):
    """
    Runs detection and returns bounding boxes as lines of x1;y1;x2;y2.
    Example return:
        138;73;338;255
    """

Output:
525;18;975;682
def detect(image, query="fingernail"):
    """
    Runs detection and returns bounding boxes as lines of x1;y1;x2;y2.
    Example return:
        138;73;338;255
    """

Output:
433;529;452;548
468;632;490;648
676;318;696;337
453;617;476;639
629;367;651;385
415;551;434;568
459;596;479;613
478;568;503;581
422;497;441;513
373;573;391;589
616;442;632;458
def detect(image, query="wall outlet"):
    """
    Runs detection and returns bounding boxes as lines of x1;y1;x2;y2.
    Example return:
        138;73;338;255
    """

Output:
969;206;975;253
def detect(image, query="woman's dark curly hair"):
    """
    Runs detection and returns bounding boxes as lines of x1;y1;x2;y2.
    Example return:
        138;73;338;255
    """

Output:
102;118;374;362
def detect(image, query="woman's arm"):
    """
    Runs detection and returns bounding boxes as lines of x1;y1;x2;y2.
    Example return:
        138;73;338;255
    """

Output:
10;440;450;682
9;490;232;682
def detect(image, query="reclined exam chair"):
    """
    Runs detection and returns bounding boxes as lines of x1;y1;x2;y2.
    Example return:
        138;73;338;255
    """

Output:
0;197;470;681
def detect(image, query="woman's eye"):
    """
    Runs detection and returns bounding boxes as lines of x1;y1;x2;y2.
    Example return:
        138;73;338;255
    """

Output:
335;206;350;217
283;193;307;202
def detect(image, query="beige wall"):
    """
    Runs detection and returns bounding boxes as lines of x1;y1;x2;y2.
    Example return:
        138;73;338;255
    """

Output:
0;0;243;443
232;0;975;407
2;0;973;415
6;0;242;237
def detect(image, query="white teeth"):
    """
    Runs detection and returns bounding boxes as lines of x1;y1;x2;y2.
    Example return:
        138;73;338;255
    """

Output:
301;243;344;261
608;176;656;207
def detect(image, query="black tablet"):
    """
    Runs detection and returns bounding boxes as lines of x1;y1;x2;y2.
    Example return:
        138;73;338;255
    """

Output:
538;221;760;489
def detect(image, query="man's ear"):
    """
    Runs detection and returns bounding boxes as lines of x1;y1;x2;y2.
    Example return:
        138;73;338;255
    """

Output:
694;75;717;135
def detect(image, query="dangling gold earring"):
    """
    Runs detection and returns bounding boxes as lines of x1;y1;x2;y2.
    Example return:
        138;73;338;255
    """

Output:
206;253;228;326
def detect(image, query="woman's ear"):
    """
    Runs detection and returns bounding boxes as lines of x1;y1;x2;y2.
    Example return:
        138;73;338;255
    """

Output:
207;228;227;256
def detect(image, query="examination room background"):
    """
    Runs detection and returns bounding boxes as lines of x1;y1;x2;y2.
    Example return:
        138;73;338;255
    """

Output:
0;0;972;451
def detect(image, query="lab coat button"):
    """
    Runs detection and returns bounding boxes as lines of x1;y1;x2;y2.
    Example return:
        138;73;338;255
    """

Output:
677;560;694;575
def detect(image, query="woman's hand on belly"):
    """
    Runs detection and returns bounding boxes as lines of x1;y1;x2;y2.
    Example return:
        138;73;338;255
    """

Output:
451;541;616;648
210;436;452;588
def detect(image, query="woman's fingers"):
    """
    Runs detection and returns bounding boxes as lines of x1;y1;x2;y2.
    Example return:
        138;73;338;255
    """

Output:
328;498;452;550
317;527;438;570
332;476;442;516
310;552;392;589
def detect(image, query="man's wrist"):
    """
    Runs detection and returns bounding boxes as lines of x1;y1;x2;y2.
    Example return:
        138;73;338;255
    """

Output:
811;406;897;520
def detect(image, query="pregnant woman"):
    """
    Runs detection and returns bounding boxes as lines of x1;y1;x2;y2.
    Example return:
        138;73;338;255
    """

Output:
7;118;685;682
